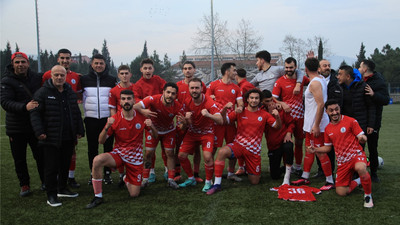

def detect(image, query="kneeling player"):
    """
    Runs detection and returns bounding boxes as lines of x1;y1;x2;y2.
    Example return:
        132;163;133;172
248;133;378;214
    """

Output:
86;90;158;209
307;99;373;208
207;89;281;195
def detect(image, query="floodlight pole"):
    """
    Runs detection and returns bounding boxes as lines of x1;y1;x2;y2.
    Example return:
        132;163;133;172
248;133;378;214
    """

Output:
211;0;215;81
35;0;41;72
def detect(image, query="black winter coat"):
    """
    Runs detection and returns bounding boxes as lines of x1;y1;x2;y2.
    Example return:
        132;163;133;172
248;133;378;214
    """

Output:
30;79;85;147
0;64;42;135
326;70;343;106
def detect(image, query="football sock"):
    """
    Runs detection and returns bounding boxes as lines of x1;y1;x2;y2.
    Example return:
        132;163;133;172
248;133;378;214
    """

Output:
283;165;291;185
69;153;76;171
238;158;244;168
68;170;75;179
326;175;334;184
319;154;333;177
215;177;222;185
164;166;168;173
303;151;315;173
143;168;150;179
349;178;361;193
302;171;310;179
294;164;301;171
214;160;225;178
179;156;193;177
150;168;155;174
360;173;372;195
168;170;175;180
294;143;303;166
205;179;212;185
92;179;103;197
205;163;214;181
161;148;168;167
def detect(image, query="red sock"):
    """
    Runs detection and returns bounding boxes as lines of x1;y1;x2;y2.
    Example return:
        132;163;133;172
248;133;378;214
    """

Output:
349;180;358;193
143;168;150;179
319;154;332;177
238;158;244;167
168;169;175;179
92;179;102;195
205;163;214;181
161;149;168;167
179;156;193;177
69;152;76;170
303;151;314;173
294;143;303;166
360;173;372;195
214;160;225;178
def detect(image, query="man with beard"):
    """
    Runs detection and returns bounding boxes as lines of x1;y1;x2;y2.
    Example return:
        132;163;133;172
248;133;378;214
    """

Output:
86;90;158;209
133;83;184;189
206;89;281;195
272;57;309;176
178;78;223;192
307;99;373;208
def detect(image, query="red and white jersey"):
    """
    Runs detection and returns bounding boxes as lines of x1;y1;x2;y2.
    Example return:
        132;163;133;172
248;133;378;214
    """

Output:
271;184;321;202
108;83;135;112
238;78;255;96
264;108;295;150
176;80;206;103
140;94;183;134
183;94;221;134
227;108;276;156
206;79;242;113
324;115;365;166
42;70;81;93
272;75;308;119
106;110;148;165
132;75;166;101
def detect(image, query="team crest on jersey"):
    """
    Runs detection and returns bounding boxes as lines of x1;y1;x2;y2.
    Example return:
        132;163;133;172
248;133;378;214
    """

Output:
231;89;235;94
71;79;76;84
340;127;346;133
136;123;142;129
258;116;263;121
169;113;174;117
147;135;152;140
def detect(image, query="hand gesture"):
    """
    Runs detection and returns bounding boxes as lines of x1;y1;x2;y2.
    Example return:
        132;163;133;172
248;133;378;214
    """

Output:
26;100;39;111
365;84;374;97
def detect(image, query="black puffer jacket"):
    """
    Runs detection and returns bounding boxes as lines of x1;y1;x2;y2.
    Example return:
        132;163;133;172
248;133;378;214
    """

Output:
30;79;85;147
0;64;42;135
364;72;390;130
327;69;343;106
340;80;376;132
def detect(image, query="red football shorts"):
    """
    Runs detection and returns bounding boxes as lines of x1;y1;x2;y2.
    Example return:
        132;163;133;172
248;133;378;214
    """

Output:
214;124;236;147
179;133;214;154
145;129;176;150
228;142;261;176
305;132;324;148
336;151;367;187
109;153;143;186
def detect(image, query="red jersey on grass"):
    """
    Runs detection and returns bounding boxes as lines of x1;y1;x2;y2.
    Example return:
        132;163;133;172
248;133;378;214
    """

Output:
271;184;321;202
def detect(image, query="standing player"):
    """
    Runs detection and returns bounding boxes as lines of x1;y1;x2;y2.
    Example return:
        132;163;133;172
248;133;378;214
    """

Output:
132;58;167;182
307;99;373;208
206;62;244;182
272;57;309;176
178;78;223;192
292;58;334;191
133;83;184;189
86;90;157;209
206;89;281;195
42;48;82;188
175;61;206;182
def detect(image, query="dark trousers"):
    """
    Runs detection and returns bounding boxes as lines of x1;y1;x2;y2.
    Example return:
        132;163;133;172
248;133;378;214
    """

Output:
9;133;44;187
268;142;294;180
43;141;74;197
367;129;380;175
316;146;336;174
84;117;114;175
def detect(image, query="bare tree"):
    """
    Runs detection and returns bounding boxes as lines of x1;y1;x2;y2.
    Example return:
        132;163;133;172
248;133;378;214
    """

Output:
306;35;332;58
226;19;263;60
280;35;307;68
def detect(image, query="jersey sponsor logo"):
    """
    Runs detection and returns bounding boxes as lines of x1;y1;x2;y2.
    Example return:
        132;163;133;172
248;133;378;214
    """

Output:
328;133;333;136
47;96;56;99
119;128;127;131
217;89;224;92
136;123;142;129
285;85;292;88
241;116;248;119
258;116;263;122
340;127;346;133
71;79;76;84
231;89;235;94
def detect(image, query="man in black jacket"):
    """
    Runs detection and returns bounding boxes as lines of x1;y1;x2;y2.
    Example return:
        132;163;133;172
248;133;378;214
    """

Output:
1;52;44;197
359;60;390;182
30;65;85;207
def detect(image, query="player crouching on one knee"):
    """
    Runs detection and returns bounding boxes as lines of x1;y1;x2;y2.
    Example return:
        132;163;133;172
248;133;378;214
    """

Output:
306;99;373;208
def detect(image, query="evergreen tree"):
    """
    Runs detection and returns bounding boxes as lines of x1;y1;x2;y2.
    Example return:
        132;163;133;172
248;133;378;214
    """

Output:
179;50;187;69
130;56;143;82
370;44;400;83
1;42;12;75
318;38;323;60
355;42;366;68
15;43;20;52
101;39;112;68
141;41;149;59
151;50;163;75
92;48;99;57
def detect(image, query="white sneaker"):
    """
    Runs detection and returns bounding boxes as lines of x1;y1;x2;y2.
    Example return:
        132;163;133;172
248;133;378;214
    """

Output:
364;196;374;208
227;174;242;182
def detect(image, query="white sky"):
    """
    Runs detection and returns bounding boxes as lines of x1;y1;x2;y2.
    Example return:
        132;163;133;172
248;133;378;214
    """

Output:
1;0;399;65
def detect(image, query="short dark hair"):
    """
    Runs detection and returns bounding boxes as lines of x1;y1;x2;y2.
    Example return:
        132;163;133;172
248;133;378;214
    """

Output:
261;90;272;99
339;65;355;79
92;54;105;61
163;82;179;92
285;57;297;67
361;59;375;72
255;50;271;63
57;48;71;55
244;88;262;105
221;62;236;75
236;68;247;78
305;58;319;72
183;61;196;69
140;58;154;67
120;89;134;97
118;65;130;73
325;99;340;109
189;77;202;87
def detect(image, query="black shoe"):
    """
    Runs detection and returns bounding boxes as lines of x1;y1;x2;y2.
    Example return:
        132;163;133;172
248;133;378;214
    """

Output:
40;183;46;191
47;195;62;207
312;170;324;179
86;197;103;209
104;173;113;185
57;189;79;198
371;174;381;183
68;178;81;188
20;185;32;197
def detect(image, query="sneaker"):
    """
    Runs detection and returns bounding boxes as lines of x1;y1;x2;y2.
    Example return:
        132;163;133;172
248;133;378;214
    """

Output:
291;178;310;186
320;182;335;191
163;172;168;181
167;179;179;189
68;178;81;188
195;176;204;183
141;179;149;189
86;197;103;209
202;182;213;192
149;173;156;183
364;196;374;208
312;170;324;179
104;173;113;185
57;189;79;198
292;168;303;177
206;184;222;195
173;175;182;182
178;179;197;188
47;195;62;207
118;174;125;188
227;174;242;182
235;168;246;176
20;185;32;197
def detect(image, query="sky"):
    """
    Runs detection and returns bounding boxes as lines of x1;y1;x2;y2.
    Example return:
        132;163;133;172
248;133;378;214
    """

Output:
1;0;400;66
